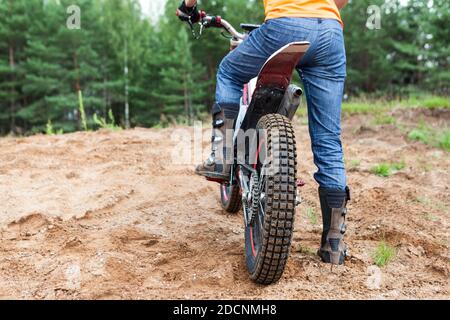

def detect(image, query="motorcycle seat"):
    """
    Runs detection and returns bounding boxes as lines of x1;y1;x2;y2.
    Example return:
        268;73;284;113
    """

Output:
240;24;261;32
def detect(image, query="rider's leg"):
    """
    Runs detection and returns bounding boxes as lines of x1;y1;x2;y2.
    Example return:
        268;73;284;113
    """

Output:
297;19;350;265
195;102;236;181
196;25;276;181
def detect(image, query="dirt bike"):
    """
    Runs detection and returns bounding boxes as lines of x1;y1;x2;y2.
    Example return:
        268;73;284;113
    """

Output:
181;11;310;284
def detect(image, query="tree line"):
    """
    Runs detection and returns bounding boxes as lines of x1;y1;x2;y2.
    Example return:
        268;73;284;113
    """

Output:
0;0;448;135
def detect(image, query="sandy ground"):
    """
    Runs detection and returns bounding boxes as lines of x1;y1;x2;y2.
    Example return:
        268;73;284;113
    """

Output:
0;108;448;300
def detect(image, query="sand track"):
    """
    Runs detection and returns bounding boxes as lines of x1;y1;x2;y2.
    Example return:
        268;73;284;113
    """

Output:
0;109;448;299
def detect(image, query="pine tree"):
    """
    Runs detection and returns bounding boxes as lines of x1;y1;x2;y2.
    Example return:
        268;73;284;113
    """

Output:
385;0;429;95
153;28;209;125
0;0;29;134
342;0;392;95
0;0;447;135
423;0;449;94
57;0;105;130
162;0;265;110
20;0;72;132
131;26;166;127
21;0;110;132
91;0;155;128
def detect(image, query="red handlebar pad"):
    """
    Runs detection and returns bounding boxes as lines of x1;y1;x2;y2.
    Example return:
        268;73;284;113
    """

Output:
178;9;224;29
208;15;223;28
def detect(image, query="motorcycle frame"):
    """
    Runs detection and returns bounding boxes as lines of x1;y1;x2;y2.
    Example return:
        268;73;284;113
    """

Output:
197;15;309;212
222;27;310;186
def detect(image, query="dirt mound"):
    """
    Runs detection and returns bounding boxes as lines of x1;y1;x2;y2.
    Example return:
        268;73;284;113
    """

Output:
0;110;448;299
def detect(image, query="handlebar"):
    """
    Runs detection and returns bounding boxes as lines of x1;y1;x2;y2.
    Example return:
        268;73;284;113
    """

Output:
200;13;245;40
177;9;245;40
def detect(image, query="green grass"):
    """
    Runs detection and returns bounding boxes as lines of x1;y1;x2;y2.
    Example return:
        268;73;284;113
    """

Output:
296;245;316;256
372;113;397;125
340;95;449;115
372;241;396;267
439;131;450;152
371;163;391;177
342;101;386;114
305;207;318;225
93;109;122;131
397;95;450;110
349;159;361;167
422;96;450;109
78;90;88;131
370;161;405;177
391;161;406;171
294;95;450;152
408;127;430;144
408;123;450;152
45;119;64;135
295;96;449;118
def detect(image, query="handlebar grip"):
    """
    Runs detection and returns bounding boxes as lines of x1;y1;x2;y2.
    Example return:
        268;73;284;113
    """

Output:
211;16;223;27
203;15;223;28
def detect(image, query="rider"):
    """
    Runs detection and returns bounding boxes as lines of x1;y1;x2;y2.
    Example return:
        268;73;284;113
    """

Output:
178;0;350;266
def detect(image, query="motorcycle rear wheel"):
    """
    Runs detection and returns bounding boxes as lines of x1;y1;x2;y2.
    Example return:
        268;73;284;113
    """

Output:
245;114;297;285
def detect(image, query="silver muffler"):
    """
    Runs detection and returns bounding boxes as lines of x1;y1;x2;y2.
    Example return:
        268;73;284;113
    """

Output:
277;85;303;120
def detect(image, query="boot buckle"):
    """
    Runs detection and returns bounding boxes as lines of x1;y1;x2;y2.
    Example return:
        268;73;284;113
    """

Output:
213;119;224;128
206;155;216;166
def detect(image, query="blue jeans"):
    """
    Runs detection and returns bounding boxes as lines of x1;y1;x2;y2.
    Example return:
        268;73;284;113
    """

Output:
216;17;347;190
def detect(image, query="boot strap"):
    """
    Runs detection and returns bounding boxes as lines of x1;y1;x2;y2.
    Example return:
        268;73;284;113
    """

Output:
324;206;347;265
213;118;224;128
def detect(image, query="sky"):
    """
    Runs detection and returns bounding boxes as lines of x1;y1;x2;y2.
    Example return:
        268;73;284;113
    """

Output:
140;0;166;17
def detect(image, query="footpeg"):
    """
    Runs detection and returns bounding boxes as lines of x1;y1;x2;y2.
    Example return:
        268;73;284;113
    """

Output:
296;179;305;206
296;190;302;206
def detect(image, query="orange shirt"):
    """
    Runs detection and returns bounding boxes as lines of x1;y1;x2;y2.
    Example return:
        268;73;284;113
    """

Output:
263;0;342;25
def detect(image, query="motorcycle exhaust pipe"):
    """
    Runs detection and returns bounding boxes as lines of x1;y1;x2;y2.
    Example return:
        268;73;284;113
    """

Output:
277;85;303;120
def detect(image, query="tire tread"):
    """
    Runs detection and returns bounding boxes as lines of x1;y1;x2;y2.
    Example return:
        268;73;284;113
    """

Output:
250;114;297;285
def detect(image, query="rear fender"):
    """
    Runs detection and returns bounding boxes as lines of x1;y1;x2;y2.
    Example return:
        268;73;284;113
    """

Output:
242;42;310;130
257;41;310;90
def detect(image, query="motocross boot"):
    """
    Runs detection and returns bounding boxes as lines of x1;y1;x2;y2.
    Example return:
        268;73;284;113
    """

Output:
195;103;235;182
318;187;351;265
